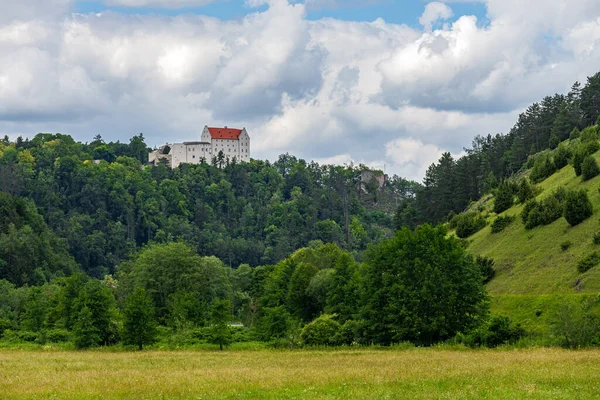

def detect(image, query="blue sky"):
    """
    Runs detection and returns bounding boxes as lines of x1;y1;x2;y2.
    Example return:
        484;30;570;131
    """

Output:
74;0;488;27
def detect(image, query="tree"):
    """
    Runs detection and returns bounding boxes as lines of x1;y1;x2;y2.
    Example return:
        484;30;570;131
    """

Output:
493;182;514;214
122;287;157;350
73;306;101;349
209;299;232;350
564;189;593;226
300;314;341;346
361;225;488;346
582;156;600;181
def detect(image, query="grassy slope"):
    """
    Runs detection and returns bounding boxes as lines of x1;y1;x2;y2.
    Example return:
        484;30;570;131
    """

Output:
463;148;600;331
2;348;600;399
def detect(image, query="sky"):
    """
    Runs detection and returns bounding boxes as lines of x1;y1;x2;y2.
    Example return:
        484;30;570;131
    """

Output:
1;0;600;181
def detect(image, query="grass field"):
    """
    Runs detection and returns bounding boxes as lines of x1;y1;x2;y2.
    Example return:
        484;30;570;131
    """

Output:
1;348;600;399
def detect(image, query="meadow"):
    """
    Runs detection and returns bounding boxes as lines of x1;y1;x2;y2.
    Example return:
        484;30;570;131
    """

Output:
1;347;600;399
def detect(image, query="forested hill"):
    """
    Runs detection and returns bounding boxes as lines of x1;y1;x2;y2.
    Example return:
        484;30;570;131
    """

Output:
0;133;417;285
395;71;600;230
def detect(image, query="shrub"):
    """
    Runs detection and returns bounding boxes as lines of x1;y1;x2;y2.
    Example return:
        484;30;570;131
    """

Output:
560;241;572;251
582;155;600;181
564;189;593;226
475;255;495;284
594;232;600;245
493;182;515;214
580;125;599;142
516;179;535;204
553;145;572;170
522;188;567;229
491;215;514;233
570;127;581;140
459;316;525;348
335;320;361;345
300;314;341;346
577;252;600;273
552;303;600;348
549;134;560;149
454;212;488;238
530;154;557;183
44;329;71;343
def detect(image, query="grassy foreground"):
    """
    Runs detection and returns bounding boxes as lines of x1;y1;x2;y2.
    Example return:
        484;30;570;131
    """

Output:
1;348;600;399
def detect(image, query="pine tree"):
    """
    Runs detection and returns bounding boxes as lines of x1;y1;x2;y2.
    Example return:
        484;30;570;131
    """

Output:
122;287;157;350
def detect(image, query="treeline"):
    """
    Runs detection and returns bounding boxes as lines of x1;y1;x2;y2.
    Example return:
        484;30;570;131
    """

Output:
0;133;416;285
396;71;600;228
0;226;501;349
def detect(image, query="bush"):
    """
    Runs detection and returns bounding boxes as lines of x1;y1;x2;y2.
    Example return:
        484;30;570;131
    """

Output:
335;320;361;345
454;212;487;239
475;256;495;284
552;304;600;348
530;154;557;183
594;232;600;245
522;188;567;229
459;316;525;348
570;127;580;140
582;155;600;181
43;329;71;343
560;241;572;251
300;314;341;346
491;215;514;233
549;134;560;149
577;252;600;273
553;145;572;170
516;179;535;204
493;182;515;214
564;189;593;226
580;125;599;142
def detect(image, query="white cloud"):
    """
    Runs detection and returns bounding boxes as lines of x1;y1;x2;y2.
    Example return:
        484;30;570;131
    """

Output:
104;0;218;7
2;0;600;182
419;2;453;31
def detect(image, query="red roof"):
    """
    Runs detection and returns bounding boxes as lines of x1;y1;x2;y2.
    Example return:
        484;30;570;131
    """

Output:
208;127;243;140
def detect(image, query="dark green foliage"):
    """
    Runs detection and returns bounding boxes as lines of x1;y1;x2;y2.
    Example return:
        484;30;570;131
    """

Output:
361;225;488;346
460;315;525;348
577;252;600;273
73;306;100;349
516;179;535;204
493;182;515;214
570;127;581;140
560;241;572;251
581;156;600;181
521;189;566;229
300;314;341;346
580;125;599;142
491;215;514;234
529;154;557;183
594;232;600;245
453;212;488;239
475;256;495;284
553;145;572;170
552;303;600;348
564;189;593;226
122;287;157;350
256;306;293;342
127;243;231;324
209;299;233;350
548;134;560;149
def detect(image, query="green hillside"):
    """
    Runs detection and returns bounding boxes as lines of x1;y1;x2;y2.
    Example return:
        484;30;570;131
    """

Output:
454;135;600;335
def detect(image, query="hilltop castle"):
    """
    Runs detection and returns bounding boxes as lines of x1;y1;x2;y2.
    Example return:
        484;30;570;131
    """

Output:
149;126;250;168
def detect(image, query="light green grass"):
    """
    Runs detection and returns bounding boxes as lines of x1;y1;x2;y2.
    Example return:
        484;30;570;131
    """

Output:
468;152;600;295
2;348;600;399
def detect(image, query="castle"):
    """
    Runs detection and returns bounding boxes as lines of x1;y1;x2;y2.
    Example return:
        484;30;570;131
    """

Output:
148;126;250;168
